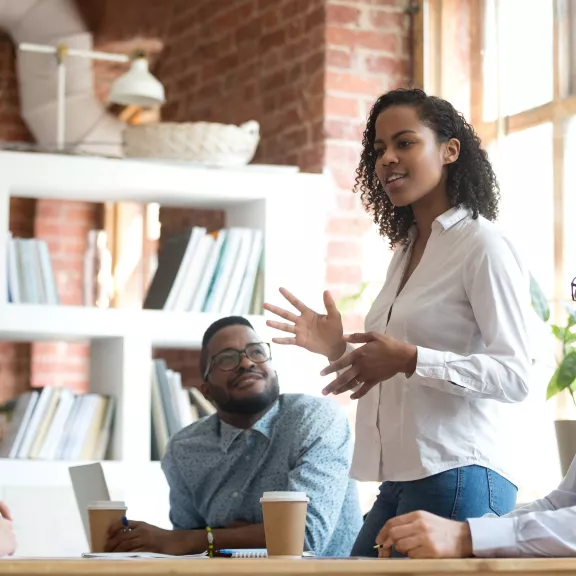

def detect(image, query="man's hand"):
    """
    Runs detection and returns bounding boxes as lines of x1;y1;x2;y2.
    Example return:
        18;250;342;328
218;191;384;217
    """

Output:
0;502;16;556
105;519;204;555
376;511;474;559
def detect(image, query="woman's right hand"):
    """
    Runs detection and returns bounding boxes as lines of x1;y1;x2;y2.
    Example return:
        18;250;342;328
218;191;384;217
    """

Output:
263;288;346;360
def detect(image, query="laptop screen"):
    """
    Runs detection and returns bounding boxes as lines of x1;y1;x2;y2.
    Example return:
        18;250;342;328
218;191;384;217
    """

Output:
69;463;110;543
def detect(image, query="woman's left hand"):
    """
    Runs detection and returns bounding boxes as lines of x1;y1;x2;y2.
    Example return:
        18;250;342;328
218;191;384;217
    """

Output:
320;332;417;399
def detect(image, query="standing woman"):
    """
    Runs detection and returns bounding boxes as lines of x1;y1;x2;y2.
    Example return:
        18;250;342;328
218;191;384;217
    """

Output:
263;88;531;557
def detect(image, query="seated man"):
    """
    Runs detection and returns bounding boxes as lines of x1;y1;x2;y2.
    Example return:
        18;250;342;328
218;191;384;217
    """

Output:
0;501;16;556
375;455;576;558
106;316;362;557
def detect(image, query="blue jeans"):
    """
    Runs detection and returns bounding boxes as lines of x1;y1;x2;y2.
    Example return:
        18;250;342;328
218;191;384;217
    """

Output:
350;465;517;557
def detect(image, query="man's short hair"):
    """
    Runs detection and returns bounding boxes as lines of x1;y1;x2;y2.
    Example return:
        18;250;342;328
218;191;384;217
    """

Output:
200;316;255;380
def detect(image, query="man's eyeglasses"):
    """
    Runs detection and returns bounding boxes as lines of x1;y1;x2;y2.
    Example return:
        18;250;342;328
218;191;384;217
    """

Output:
204;342;272;380
572;277;576;302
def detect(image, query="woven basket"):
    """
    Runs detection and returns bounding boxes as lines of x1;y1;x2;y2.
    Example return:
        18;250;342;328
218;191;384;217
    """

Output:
122;120;260;166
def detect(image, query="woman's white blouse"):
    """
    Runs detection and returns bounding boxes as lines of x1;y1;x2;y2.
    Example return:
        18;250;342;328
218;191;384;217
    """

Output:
350;206;531;483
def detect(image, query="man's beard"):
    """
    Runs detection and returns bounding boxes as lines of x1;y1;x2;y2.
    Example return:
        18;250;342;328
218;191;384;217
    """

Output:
210;372;280;415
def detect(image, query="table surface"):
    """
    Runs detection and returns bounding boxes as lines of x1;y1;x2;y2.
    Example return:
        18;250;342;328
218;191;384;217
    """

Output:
1;558;576;576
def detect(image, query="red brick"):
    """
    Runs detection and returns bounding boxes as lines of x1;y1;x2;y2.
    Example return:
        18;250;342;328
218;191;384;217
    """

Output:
260;30;286;51
260;9;279;29
326;264;363;285
338;0;402;5
326;4;361;26
364;53;406;75
325;95;361;118
326;47;353;69
326;71;384;95
325;141;362;166
326;26;398;53
236;19;261;43
369;9;408;31
305;5;325;29
283;127;309;150
262;70;287;92
328;240;363;260
336;191;361;211
305;51;324;74
300;147;325;172
327;216;372;236
324;119;365;141
331;167;359;191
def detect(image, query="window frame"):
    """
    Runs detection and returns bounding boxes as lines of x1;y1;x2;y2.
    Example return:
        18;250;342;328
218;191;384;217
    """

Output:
414;0;575;315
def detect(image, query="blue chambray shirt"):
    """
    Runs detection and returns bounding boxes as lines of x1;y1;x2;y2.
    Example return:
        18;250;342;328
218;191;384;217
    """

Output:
161;393;363;557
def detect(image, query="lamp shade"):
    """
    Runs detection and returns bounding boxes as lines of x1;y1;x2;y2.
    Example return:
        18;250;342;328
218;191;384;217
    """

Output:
109;57;165;107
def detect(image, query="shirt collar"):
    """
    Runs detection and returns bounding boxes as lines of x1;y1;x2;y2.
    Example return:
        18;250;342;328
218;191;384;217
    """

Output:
405;205;471;247
218;399;280;453
434;205;471;230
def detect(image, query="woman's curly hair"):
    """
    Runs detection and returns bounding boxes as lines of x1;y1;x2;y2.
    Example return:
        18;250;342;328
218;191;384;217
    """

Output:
354;88;500;248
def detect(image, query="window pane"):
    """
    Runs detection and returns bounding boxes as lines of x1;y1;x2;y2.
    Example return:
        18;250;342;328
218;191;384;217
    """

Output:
488;123;560;501
483;0;554;120
491;123;554;292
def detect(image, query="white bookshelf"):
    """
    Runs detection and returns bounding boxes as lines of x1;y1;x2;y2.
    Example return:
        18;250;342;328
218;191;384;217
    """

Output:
0;151;334;555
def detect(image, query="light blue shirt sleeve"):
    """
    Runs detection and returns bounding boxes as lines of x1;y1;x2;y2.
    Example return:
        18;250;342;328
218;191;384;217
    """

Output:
161;439;205;530
285;400;356;555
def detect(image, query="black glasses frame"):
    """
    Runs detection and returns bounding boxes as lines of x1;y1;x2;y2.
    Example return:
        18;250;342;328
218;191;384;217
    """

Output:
572;278;576;302
204;342;272;380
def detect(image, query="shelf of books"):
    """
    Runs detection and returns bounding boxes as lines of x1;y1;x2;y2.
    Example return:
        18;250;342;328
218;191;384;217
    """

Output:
0;151;332;470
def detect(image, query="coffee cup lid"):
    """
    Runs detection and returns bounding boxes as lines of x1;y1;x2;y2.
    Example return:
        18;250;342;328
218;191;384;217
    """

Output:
87;500;127;510
259;491;309;502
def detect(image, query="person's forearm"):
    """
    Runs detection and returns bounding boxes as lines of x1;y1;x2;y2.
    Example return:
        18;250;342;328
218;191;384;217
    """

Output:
212;524;266;550
167;525;266;555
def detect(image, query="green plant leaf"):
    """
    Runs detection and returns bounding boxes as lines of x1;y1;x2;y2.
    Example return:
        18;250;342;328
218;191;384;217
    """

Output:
565;329;576;346
551;324;566;342
336;281;371;313
530;273;550;322
556;350;576;392
546;368;561;400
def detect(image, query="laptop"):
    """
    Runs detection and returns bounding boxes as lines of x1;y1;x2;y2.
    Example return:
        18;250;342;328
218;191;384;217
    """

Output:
69;462;111;545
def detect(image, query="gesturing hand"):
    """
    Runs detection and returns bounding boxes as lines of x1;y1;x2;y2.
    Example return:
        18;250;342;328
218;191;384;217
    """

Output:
320;332;417;399
263;288;345;360
375;511;474;559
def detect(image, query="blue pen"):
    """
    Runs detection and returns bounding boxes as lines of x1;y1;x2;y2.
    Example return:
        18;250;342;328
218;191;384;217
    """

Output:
122;516;130;532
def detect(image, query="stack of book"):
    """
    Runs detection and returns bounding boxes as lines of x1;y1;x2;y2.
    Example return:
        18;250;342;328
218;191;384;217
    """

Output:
151;359;216;460
0;387;114;460
143;226;264;314
6;234;60;304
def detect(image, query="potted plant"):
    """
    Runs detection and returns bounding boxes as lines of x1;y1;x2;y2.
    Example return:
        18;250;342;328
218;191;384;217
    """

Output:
531;275;576;475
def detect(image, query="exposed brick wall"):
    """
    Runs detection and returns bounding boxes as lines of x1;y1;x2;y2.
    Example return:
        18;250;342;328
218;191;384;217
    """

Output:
78;0;411;391
324;0;410;334
0;2;411;403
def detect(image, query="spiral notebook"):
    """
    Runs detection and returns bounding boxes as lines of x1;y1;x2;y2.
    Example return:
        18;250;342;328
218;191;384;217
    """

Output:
217;549;315;558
